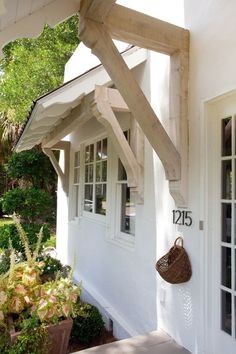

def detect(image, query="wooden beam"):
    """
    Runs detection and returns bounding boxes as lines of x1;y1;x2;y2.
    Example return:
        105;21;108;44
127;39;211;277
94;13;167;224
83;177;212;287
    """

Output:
169;50;189;207
80;19;181;181
82;3;189;55
80;0;116;22
43;141;70;195
42;99;92;148
92;85;140;189
43;148;65;188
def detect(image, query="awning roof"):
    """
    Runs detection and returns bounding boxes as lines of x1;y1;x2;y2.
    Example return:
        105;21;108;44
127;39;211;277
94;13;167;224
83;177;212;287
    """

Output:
15;46;147;152
0;0;80;54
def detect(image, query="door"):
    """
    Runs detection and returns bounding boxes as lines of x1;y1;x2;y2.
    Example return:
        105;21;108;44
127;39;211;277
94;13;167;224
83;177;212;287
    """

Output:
206;95;236;354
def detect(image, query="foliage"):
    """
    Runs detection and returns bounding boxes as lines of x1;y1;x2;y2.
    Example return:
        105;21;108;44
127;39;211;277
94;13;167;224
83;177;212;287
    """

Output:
0;223;50;254
8;326;49;354
0;216;81;329
0;16;79;140
42;235;56;249
0;250;11;274
1;187;53;222
0;217;13;227
6;149;56;191
37;254;62;275
70;303;105;344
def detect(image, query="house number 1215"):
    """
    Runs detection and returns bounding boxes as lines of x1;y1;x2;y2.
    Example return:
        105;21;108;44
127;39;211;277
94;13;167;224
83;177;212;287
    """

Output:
172;210;192;226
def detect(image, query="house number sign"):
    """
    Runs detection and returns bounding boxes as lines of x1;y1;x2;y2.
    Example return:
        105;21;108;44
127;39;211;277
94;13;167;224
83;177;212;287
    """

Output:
172;210;192;226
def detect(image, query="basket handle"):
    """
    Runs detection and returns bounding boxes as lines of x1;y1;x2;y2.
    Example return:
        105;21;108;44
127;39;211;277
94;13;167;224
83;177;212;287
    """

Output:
174;236;184;247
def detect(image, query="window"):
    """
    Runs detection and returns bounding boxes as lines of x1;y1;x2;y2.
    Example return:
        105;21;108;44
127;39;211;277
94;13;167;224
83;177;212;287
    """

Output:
220;116;236;337
115;130;136;240
117;159;135;236
84;138;107;216
73;151;80;217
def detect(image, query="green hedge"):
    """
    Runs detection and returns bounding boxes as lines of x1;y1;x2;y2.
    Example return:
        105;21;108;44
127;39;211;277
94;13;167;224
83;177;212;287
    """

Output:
71;303;105;344
0;223;50;253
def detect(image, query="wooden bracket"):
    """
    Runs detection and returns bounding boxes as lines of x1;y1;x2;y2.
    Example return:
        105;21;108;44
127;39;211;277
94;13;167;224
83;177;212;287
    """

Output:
78;2;189;207
92;85;143;201
42;141;70;195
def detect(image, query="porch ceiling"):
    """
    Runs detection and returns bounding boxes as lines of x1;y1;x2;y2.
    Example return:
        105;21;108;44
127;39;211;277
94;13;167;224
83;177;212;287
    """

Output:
0;0;80;53
15;46;147;152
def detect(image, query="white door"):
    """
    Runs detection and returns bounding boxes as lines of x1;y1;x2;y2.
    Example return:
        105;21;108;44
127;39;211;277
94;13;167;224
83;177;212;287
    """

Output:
206;95;236;354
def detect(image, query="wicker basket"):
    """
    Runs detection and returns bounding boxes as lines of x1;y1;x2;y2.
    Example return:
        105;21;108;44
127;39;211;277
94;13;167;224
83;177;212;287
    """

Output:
155;237;192;284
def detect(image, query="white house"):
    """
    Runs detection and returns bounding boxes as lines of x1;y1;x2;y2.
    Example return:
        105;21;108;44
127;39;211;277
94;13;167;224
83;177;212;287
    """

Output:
6;0;236;353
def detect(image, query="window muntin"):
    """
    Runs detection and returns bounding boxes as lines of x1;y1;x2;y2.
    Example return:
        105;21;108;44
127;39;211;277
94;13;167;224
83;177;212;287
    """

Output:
84;138;107;216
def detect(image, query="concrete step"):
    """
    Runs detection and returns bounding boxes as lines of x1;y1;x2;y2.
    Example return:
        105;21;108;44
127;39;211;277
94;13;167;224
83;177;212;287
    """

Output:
74;330;192;354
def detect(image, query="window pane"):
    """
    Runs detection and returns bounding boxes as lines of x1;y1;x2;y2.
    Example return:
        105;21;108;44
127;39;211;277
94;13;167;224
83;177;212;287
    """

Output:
234;205;236;245
222;203;231;243
96;141;102;161
222;117;232;156
74;151;80;167
90;144;94;162
96;162;101;182
102;138;107;160
102;161;107;182
85;144;94;163
85;145;90;163
74;185;79;217
118;159;127;181
221;290;232;335
84;185;93;212
222;160;232;199
95;184;106;215
221;246;231;288
120;184;135;235
85;164;93;183
235;251;236;290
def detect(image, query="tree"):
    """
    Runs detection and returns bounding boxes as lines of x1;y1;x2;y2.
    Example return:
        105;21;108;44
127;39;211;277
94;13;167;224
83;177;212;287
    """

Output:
0;15;79;151
6;148;56;191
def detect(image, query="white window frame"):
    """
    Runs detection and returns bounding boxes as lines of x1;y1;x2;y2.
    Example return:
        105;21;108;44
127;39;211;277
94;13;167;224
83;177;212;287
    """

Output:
73;150;80;219
82;134;108;223
107;128;136;249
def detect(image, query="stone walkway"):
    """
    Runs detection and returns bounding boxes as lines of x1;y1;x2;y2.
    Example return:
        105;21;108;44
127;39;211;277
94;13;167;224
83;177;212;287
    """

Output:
75;330;191;354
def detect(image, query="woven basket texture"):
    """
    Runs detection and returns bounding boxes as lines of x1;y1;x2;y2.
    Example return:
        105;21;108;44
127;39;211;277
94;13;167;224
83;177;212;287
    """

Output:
155;237;192;284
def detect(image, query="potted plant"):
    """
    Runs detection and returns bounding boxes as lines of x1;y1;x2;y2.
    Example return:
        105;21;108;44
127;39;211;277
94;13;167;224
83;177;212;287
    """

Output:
0;216;81;354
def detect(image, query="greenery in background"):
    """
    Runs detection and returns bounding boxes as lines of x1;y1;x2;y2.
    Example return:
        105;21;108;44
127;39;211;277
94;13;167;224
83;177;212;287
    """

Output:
1;187;53;223
0;15;79;147
6;149;56;191
0;223;50;254
70;303;105;344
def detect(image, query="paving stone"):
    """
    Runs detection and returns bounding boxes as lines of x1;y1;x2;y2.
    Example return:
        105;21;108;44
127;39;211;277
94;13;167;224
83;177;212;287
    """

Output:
75;330;191;354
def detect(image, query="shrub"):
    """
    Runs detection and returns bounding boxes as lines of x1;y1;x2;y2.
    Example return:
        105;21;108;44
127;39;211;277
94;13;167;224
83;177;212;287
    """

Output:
1;187;53;222
70;303;105;344
6;149;56;191
0;223;50;253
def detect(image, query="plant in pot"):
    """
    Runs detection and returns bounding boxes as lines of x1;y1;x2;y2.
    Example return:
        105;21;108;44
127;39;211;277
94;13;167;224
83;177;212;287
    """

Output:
0;216;81;354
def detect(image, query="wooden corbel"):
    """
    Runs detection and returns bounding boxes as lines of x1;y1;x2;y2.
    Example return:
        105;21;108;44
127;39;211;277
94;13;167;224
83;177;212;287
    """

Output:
42;141;70;195
78;3;189;207
92;85;143;201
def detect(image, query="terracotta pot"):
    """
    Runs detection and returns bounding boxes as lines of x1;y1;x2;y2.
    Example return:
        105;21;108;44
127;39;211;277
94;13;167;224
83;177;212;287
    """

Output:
10;318;73;354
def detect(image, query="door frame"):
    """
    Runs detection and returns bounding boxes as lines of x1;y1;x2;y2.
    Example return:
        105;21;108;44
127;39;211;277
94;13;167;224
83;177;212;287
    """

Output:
203;90;236;354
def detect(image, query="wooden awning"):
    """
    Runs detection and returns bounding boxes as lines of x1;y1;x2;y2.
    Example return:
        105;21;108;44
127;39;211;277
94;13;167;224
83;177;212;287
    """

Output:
78;0;190;206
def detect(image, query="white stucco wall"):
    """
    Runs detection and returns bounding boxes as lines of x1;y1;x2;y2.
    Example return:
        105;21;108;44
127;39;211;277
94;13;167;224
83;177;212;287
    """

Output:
57;0;218;352
180;1;236;353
